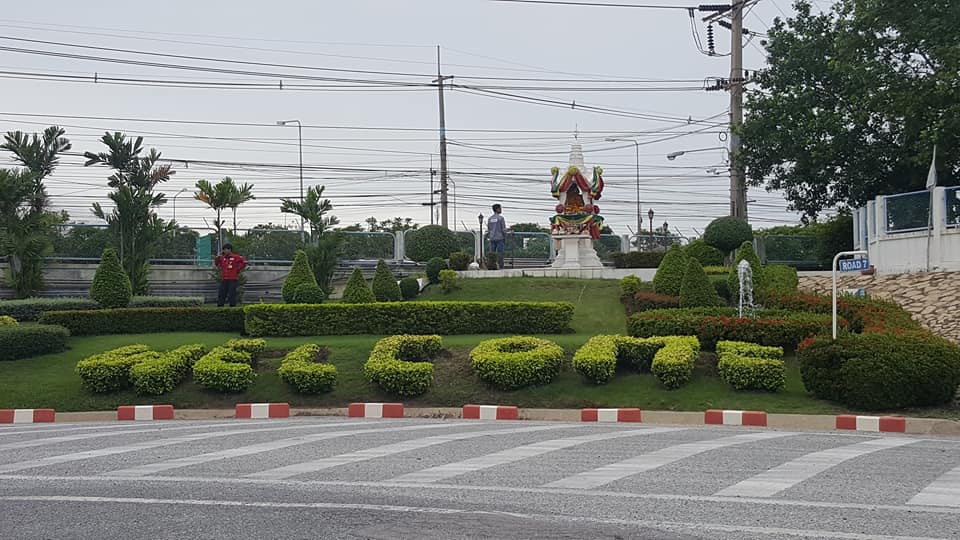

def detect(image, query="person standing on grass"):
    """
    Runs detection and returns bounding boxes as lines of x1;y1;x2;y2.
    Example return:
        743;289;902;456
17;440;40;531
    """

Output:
487;203;507;269
215;243;247;307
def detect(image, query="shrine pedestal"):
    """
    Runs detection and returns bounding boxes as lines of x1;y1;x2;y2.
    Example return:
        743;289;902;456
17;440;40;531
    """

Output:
551;235;603;269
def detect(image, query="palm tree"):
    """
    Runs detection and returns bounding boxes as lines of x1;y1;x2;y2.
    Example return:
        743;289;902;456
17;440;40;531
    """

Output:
224;178;255;234
280;185;339;245
1;126;71;213
194;178;233;250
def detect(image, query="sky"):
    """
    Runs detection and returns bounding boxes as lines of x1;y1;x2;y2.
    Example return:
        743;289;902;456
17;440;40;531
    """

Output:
0;0;823;238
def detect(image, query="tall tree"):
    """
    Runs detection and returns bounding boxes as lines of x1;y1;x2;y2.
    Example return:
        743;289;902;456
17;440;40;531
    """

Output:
84;132;176;294
740;0;960;219
364;216;418;233
225;178;255;234
194;178;234;250
280;185;339;244
0;126;71;296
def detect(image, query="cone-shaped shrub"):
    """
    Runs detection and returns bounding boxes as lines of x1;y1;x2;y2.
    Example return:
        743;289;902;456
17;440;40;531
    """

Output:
342;267;375;303
727;240;764;300
90;248;132;308
680;258;722;308
371;259;402;302
282;250;319;303
652;245;688;297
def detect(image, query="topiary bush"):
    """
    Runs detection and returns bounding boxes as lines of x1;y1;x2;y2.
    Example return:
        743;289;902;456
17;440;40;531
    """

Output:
727;240;764;300
282;250;319;304
129;344;206;395
619;275;649;296
371;259;402;302
342;267;375;303
679;258;722;308
685;239;725;266
0;324;70;361
364;335;441;397
278;343;337;394
0;297;99;321
650;336;700;389
399;277;420;300
425;257;447;284
652;245;688;297
716;340;783;359
76;345;154;392
470;336;563;390
621;291;679;315
485;252;499;270
448;251;472;271
405;225;459;262
192;346;256;392
291;282;327;304
704;216;753;254
438;269;460;294
0;315;17;326
756;264;798;301
572;335;669;384
90;248;132;308
610;251;665;268
224;338;266;358
718;354;786;392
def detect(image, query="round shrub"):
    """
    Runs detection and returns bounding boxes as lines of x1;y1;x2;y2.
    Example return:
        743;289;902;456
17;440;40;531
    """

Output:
448;251;473;271
341;267;375;303
425;257;447;284
292;282;327;304
278;343;337;394
399;277;420;300
405;225;459;262
470;336;563;390
684;239;725;266
90;247;132;308
704;216;753;253
372;259;402;302
438;269;460;294
364;335;441;397
679;258;722;308
0;315;18;326
282;250;318;304
652;245;688;297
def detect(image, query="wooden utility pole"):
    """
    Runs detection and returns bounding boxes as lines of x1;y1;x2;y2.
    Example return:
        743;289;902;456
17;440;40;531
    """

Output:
434;46;454;229
729;0;747;220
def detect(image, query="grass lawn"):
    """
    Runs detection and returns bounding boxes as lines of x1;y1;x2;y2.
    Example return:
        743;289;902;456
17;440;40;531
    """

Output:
0;277;956;418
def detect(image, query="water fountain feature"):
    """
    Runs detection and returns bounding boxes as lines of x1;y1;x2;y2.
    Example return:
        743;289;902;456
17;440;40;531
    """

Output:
737;259;756;318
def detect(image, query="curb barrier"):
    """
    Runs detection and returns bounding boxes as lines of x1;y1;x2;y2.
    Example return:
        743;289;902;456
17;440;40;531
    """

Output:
118;405;174;421
0;408;56;424
705;409;767;427
236;403;290;419
348;402;404;419
581;408;642;423
836;415;906;433
463;405;519;420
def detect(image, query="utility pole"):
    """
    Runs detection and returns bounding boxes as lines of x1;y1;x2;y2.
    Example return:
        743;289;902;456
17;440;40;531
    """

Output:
429;154;436;225
729;0;747;220
434;46;454;229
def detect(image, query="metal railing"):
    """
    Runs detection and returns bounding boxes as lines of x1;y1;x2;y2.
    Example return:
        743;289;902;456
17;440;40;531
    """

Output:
884;190;930;233
947;187;960;228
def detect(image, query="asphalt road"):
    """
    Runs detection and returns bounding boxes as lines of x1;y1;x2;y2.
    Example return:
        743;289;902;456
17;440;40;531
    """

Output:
1;417;958;540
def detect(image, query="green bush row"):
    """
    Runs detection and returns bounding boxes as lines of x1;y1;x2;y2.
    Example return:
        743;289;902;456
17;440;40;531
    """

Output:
244;301;574;337
129;344;207;395
717;344;786;393
715;340;783;360
610;251;665;268
0;324;70;361
0;296;204;321
39;307;245;336
278;343;338;394
470;336;563;391
0;316;16;326
364;335;441;397
650;336;701;389
571;335;653;384
76;345;154;393
192;346;256;393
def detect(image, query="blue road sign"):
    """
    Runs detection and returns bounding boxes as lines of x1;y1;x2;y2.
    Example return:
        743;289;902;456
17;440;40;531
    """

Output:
839;257;870;272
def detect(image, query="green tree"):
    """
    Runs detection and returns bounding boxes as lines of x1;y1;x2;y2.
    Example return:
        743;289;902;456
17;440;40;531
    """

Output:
225;179;255;234
280;185;339;244
90;247;132;308
740;0;960;218
84;133;176;294
341;267;375;303
679;258;722;308
282;250;319;303
704;216;753;254
194;178;234;251
0;126;71;297
365;216;418;232
371;259;402;302
652;245;688;297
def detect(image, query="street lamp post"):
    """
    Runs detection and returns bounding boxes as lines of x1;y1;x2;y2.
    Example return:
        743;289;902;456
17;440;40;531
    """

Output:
478;213;484;267
276;119;304;235
606;138;642;240
665;146;727;161
648;208;655;236
172;187;188;224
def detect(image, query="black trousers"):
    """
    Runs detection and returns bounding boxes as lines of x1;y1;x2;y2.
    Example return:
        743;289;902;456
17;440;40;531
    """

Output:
218;279;239;307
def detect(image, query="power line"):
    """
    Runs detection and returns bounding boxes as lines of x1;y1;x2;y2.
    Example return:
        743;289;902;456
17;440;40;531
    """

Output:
488;0;692;9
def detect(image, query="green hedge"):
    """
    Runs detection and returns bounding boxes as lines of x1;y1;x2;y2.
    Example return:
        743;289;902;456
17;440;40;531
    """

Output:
650;336;700;389
342;268;375;304
684;239;725;266
627;308;835;350
363;335;440;397
718;354;786;392
799;333;960;409
426;257;447;284
0;297;99;321
470;336;563;390
679;258;723;308
572;335;665;384
39;307;245;336
716;340;783;360
610;251;665;268
128;296;205;308
278;343;338;394
244;301;574;337
0;316;17;326
76;345;154;392
192;346;255;392
129;344;207;395
0;324;70;361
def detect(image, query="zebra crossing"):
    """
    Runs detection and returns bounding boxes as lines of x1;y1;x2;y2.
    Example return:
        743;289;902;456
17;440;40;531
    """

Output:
1;417;958;512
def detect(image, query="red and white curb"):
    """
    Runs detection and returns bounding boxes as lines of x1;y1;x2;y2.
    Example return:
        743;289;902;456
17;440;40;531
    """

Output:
348;402;404;419
705;409;767;427
463;404;518;420
836;415;906;433
0;408;55;424
581;408;642;423
235;403;290;419
117;405;174;421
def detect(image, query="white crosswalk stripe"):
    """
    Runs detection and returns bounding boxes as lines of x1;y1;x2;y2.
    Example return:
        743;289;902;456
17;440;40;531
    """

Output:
908;464;960;508
390;426;685;484
715;437;919;498
245;424;563;480
0;421;280;451
545;431;792;490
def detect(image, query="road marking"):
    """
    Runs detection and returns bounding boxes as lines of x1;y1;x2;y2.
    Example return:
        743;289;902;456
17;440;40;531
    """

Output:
0;495;947;540
391;426;685;484
107;423;470;477
909;465;960;508
545;431;792;489
0;421;399;473
245;424;562;480
716;437;919;498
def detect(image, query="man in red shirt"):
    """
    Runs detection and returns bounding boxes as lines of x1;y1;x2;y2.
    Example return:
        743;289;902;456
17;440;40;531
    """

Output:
215;243;247;307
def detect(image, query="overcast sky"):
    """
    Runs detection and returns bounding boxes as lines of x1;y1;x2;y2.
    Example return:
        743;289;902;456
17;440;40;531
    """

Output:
0;0;821;237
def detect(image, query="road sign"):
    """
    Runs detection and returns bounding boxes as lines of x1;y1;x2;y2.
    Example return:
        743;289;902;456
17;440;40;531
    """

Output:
838;257;869;272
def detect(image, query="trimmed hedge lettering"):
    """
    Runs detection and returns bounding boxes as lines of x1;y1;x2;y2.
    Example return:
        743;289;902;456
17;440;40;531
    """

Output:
278;344;338;394
129;344;207;395
364;335;441;397
470;336;563;390
650;336;700;390
76;345;154;392
192;346;256;393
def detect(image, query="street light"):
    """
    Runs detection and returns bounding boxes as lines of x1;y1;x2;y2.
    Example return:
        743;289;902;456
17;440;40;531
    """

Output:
665;146;727;161
276;119;304;234
648;208;655;235
478;213;484;266
606;137;641;239
172;187;188;224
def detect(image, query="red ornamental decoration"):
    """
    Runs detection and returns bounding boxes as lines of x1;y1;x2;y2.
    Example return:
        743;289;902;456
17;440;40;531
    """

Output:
592;205;599;214
555;203;565;213
583;204;594;214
